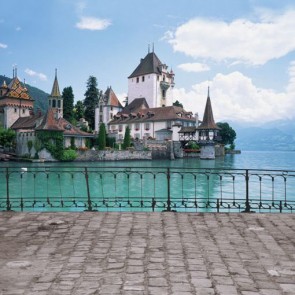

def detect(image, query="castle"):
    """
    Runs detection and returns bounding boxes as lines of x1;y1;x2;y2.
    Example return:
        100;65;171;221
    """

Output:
1;49;220;159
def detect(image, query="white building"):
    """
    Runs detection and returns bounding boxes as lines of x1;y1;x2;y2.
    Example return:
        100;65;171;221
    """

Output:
108;98;196;141
94;86;123;132
128;50;175;108
97;49;197;142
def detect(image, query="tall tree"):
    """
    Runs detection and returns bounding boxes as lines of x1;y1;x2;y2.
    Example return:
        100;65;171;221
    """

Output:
97;123;106;150
217;122;237;146
62;86;74;122
123;126;131;150
84;76;100;130
74;100;84;121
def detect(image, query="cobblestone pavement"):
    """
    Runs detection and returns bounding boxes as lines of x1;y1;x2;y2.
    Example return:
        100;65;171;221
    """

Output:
0;212;295;295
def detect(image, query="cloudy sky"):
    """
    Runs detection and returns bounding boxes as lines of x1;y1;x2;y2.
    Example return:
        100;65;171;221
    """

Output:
1;0;295;125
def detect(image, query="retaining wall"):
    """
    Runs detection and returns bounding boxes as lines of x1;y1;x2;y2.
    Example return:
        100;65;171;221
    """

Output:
75;150;152;161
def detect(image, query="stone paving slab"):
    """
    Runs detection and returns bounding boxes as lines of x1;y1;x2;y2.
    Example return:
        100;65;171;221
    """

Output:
0;212;295;295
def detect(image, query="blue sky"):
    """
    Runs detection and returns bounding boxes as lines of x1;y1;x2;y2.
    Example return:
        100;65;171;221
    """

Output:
1;0;295;125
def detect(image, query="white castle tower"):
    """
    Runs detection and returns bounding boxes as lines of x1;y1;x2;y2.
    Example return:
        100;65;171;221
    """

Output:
127;49;175;108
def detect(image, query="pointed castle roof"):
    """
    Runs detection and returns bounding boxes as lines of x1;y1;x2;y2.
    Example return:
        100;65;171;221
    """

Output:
103;86;123;108
50;69;61;97
197;87;220;130
128;52;163;78
1;76;32;100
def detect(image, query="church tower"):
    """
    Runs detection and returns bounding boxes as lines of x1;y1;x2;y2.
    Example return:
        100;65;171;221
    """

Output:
48;69;63;119
127;48;175;108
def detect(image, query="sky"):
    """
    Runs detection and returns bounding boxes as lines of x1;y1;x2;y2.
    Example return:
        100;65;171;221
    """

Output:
1;0;295;126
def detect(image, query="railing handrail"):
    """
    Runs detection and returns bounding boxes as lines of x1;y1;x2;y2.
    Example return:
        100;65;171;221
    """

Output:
1;166;295;213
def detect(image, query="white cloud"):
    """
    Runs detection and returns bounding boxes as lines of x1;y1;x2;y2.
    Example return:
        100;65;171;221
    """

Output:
178;62;210;73
25;69;47;81
174;66;295;124
76;17;111;31
167;9;295;65
0;43;7;49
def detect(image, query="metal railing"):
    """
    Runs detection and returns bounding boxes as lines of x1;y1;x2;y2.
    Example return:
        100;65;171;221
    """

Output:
0;166;295;212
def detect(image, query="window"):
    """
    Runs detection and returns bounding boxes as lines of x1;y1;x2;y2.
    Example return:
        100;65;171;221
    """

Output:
100;105;103;112
136;77;139;83
135;123;140;131
119;125;123;132
14;108;17;113
58;100;61;108
110;113;113;119
162;89;166;98
167;121;172;129
100;115;103;122
52;100;56;108
111;106;113;111
157;76;159;81
145;123;150;130
142;76;145;82
22;109;25;114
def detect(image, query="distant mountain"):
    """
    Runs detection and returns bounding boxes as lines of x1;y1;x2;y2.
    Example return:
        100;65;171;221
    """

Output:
0;75;49;114
230;121;295;151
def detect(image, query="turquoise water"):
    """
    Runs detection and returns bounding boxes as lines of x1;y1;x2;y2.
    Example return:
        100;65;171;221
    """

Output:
1;151;295;212
1;150;294;170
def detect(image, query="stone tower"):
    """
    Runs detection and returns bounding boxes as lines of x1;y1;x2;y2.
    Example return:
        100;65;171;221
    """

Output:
48;69;63;119
0;68;34;128
127;49;175;108
197;87;220;159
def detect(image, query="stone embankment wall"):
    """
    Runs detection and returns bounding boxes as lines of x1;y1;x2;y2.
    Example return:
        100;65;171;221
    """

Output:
75;150;152;161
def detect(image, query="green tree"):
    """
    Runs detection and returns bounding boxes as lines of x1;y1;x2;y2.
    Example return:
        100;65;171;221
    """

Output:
97;123;106;150
217;122;237;147
0;128;16;148
122;126;131;150
62;86;74;122
74;100;84;121
84;76;101;129
27;140;33;156
173;100;183;108
33;139;42;159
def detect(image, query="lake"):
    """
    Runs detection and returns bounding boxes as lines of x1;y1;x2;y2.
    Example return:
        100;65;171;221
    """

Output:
1;150;294;170
1;151;295;212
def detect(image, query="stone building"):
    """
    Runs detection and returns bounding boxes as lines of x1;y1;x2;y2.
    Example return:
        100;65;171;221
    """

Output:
0;69;34;129
11;71;93;158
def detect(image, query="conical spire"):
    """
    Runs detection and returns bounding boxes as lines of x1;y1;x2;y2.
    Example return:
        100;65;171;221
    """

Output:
50;69;61;97
197;87;219;130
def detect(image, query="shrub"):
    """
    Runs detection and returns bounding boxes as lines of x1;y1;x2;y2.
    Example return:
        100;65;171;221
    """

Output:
60;149;77;161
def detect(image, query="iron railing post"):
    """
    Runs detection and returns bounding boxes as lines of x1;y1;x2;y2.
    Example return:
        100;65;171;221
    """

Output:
6;167;11;211
244;169;251;213
84;167;93;211
166;168;171;212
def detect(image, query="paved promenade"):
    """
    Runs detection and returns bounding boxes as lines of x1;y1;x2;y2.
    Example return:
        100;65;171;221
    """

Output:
0;212;295;295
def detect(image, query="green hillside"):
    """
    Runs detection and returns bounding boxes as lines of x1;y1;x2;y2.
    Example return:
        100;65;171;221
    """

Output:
0;75;48;114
